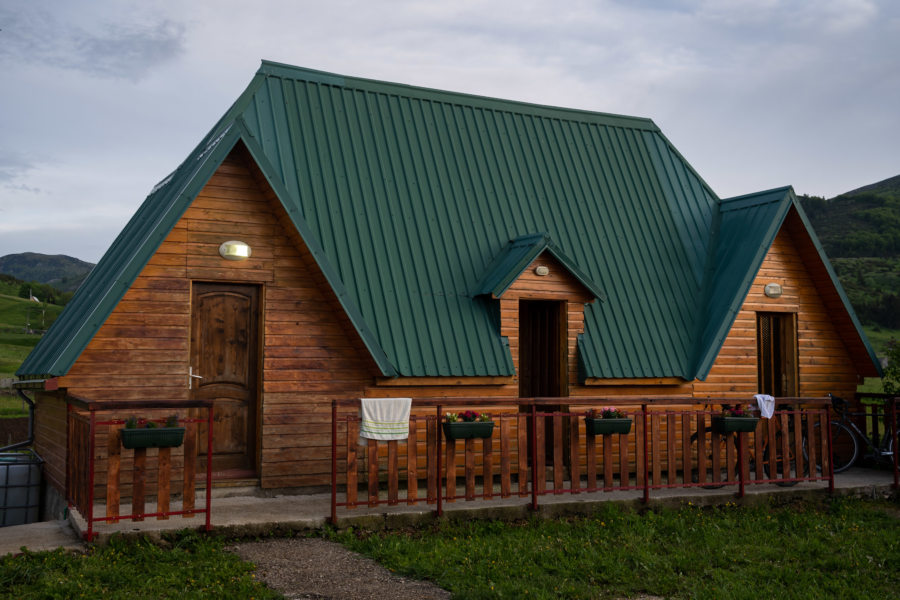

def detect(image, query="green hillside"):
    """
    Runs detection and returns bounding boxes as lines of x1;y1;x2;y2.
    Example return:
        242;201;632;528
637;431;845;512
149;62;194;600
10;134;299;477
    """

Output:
799;174;900;342
0;294;64;379
0;252;94;293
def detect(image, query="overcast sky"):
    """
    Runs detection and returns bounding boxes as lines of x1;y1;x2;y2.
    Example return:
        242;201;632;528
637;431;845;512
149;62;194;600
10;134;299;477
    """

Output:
1;0;898;263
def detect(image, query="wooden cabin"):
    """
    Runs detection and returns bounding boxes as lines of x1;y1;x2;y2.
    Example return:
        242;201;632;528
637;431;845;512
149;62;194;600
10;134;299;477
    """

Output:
16;62;881;516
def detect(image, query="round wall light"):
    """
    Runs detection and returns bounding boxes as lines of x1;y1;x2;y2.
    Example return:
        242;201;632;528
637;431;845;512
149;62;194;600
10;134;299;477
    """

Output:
219;240;252;261
535;265;550;276
764;282;783;298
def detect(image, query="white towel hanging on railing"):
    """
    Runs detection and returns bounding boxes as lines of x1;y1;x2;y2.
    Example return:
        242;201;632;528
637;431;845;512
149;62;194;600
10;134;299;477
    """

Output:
754;394;776;419
358;398;412;442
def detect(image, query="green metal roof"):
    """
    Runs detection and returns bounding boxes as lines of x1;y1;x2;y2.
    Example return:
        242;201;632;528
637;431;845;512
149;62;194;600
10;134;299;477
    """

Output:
17;61;882;381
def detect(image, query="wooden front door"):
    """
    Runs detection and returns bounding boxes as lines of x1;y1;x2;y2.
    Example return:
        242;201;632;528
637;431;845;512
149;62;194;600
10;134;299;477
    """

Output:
191;282;260;478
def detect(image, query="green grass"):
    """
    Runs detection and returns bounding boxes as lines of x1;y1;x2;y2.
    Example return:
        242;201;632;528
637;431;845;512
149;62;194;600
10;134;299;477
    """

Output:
0;531;280;600
0;394;28;418
2;499;898;599
0;294;63;331
330;498;900;599
861;326;898;358
0;295;64;379
0;332;42;379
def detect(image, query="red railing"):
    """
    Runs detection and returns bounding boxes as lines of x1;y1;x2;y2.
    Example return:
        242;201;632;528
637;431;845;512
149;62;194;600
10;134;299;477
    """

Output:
66;396;214;540
330;397;843;522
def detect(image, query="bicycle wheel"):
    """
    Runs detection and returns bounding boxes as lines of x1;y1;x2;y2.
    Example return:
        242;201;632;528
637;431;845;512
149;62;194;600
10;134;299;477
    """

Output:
689;428;737;489
803;421;859;474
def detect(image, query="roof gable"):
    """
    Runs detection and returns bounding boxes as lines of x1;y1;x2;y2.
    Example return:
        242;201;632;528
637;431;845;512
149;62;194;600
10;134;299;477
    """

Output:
693;187;881;379
475;233;605;300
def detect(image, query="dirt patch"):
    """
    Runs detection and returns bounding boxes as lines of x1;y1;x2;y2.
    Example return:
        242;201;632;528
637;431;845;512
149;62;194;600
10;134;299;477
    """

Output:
228;537;450;600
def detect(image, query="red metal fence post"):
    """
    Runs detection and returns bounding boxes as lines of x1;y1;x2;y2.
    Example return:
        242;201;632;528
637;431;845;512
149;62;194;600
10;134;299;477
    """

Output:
892;398;898;491
642;404;650;504
86;409;96;541
531;403;538;511
737;431;745;499
826;405;835;494
436;404;443;517
331;400;338;525
205;404;213;531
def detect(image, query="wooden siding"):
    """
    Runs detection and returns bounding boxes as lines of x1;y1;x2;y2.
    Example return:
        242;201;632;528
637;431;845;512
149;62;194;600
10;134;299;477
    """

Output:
33;391;67;493
696;224;858;400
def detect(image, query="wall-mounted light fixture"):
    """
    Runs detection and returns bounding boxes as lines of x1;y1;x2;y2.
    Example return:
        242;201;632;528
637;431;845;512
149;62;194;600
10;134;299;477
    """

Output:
219;240;252;261
764;282;783;298
534;265;550;276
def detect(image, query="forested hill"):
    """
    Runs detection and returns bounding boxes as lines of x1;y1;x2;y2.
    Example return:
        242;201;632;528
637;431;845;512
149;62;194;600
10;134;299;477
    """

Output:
0;253;94;293
799;174;900;330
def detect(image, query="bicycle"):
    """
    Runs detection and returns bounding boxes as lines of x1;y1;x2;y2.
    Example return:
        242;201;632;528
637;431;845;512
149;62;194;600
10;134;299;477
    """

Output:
689;405;805;488
804;395;897;473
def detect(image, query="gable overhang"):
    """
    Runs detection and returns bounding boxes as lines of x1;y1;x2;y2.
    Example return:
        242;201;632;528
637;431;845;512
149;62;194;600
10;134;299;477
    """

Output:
693;187;881;380
474;233;606;301
18;119;399;380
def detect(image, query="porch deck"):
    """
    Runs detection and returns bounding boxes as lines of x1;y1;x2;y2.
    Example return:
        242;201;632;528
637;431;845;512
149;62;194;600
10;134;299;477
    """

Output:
68;466;897;544
1;466;896;556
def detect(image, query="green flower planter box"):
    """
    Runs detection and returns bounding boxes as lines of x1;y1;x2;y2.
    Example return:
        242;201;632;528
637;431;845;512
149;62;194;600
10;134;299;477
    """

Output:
585;417;632;436
442;421;494;440
120;427;186;449
711;416;759;434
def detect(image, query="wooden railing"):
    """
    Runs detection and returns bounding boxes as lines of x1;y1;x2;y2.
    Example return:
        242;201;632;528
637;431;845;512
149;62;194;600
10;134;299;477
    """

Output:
330;397;842;521
66;396;214;541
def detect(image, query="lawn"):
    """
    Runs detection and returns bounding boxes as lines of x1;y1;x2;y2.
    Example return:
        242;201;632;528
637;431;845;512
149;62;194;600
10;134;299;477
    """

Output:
0;293;63;380
4;498;895;599
862;327;898;358
0;332;42;380
0;531;280;600
330;498;900;599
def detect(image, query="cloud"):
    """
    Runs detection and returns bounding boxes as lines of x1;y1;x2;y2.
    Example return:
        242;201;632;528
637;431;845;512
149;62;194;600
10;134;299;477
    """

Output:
0;3;185;80
0;151;35;184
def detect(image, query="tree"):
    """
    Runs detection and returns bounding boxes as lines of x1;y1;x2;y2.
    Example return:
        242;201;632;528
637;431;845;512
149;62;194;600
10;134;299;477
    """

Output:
884;339;900;396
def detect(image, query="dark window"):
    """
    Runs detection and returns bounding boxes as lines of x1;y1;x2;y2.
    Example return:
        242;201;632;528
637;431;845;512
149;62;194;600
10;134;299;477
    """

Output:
757;312;798;397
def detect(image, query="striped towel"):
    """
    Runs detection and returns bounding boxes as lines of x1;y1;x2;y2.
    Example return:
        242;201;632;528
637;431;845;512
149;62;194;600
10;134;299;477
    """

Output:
359;398;411;441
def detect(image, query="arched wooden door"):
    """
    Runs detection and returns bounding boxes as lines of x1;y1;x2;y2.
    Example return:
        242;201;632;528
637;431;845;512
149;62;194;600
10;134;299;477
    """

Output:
190;282;260;478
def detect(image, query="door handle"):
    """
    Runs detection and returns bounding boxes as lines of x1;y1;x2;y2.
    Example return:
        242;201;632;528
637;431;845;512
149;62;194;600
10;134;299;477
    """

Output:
189;366;204;389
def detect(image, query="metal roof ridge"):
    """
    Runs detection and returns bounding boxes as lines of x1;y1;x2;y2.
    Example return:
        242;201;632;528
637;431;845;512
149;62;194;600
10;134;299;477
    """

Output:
256;60;660;132
721;185;794;204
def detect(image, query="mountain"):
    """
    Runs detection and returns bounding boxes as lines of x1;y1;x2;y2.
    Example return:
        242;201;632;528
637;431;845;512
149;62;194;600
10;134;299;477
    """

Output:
799;173;900;332
0;253;94;293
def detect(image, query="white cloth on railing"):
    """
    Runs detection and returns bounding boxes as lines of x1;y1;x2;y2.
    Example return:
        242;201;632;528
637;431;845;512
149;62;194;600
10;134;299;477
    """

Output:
754;394;776;419
358;398;411;441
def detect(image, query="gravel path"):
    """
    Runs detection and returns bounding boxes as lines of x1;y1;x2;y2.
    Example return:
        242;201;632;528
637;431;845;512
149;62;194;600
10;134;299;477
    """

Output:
229;538;451;600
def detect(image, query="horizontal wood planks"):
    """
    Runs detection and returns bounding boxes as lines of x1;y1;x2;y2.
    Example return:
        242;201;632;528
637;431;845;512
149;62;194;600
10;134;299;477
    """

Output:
698;225;859;400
